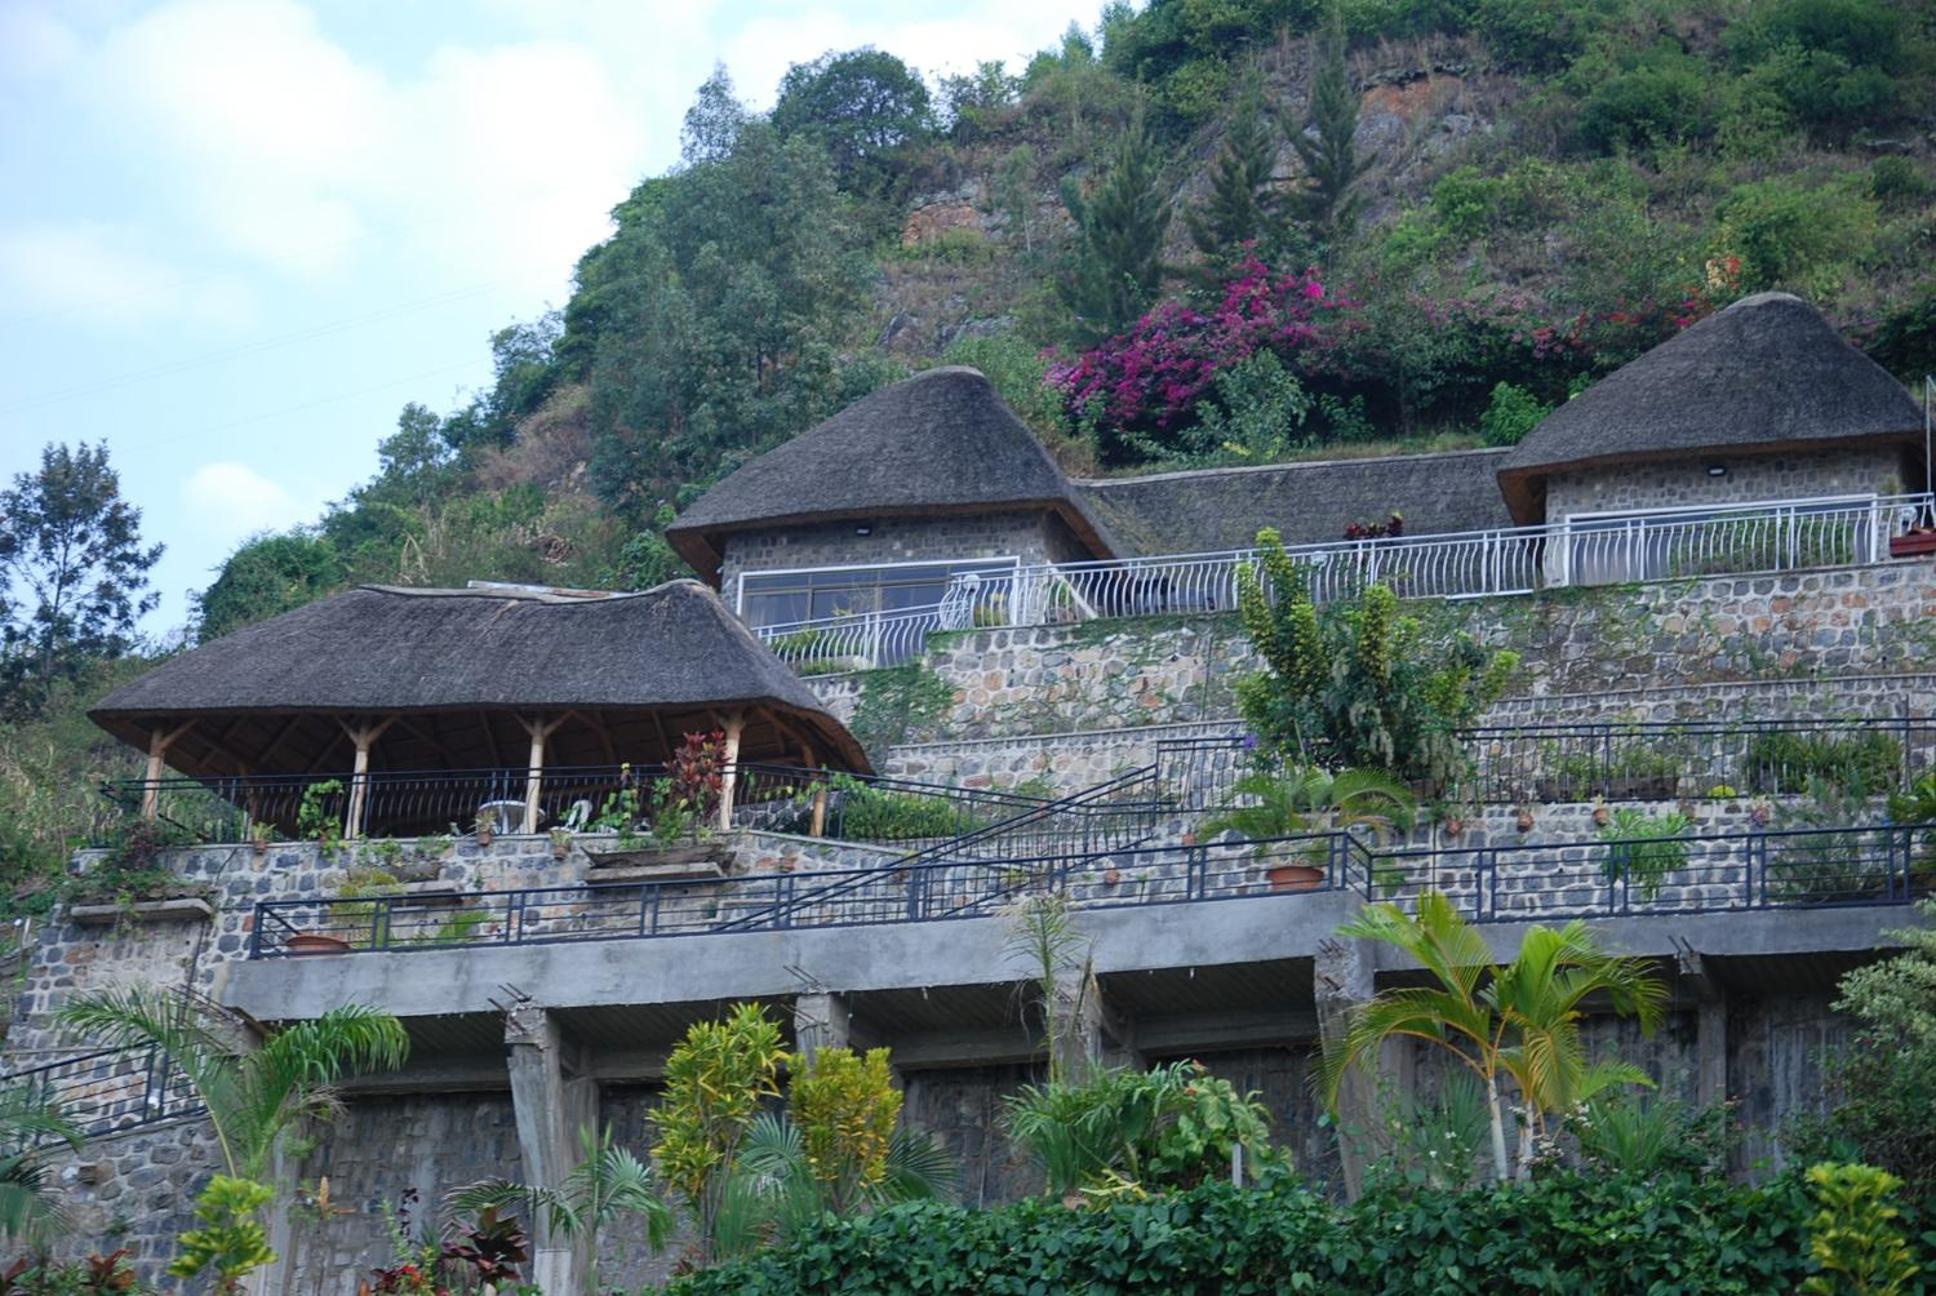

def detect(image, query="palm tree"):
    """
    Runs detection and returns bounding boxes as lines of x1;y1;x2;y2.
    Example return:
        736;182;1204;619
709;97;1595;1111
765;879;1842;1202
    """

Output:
0;1087;81;1246
55;988;407;1180
448;1123;671;1294
1323;893;1667;1182
1200;765;1417;847
711;1114;954;1260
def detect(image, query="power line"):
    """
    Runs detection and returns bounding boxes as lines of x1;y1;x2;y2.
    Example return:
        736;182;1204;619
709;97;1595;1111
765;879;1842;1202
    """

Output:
136;358;486;451
1;282;500;414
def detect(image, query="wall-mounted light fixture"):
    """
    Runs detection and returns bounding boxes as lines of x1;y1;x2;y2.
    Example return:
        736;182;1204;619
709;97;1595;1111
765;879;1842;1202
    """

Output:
854;523;874;536
1705;463;1728;478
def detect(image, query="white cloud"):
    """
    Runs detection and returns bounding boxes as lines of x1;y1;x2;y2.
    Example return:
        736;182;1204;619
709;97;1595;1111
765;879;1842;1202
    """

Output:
81;0;654;295
180;460;317;543
0;222;252;328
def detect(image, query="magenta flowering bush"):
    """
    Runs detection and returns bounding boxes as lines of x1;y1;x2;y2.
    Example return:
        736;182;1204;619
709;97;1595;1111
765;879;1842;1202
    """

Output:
1047;256;1353;457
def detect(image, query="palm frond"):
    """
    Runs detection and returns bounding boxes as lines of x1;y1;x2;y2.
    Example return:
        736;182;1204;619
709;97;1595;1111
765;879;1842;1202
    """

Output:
880;1128;956;1204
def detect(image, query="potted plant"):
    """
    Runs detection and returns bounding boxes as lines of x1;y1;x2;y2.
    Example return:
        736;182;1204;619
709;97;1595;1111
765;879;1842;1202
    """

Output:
582;733;734;877
1598;808;1694;900
1591;796;1611;829
549;828;574;861
473;807;497;848
1200;765;1416;893
67;818;217;925
249;822;275;858
1889;524;1936;558
1515;806;1536;833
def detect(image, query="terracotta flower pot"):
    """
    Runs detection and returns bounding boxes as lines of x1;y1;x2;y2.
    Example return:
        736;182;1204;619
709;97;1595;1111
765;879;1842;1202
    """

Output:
1103;868;1123;886
287;933;351;957
1265;864;1326;892
476;827;494;848
1592;806;1610;828
1515;809;1536;833
1443;817;1464;839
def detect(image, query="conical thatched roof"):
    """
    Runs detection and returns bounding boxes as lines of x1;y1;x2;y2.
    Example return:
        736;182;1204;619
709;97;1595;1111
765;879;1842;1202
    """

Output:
1498;293;1922;521
666;367;1116;578
91;581;867;776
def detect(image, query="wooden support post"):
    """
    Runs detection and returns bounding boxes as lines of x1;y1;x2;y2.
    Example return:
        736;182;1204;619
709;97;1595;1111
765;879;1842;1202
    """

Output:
519;714;569;835
717;711;745;832
140;721;195;819
338;716;397;840
803;743;828;838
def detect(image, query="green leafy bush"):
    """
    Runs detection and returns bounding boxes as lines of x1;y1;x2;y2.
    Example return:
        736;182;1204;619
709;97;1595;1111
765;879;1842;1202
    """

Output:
667;1169;1833;1295
1477;381;1552;447
1598;808;1693;899
1743;731;1903;795
1578;47;1712;153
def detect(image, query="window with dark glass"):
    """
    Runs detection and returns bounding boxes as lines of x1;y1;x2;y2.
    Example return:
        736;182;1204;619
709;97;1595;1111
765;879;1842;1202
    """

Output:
738;558;1019;629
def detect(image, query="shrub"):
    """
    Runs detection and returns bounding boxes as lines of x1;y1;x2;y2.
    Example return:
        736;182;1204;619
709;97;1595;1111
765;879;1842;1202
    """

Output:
1801;1163;1920;1295
1577;47;1711;154
1598;808;1693;899
1716;178;1877;294
667;1170;1827;1295
1233;531;1519;785
1477;381;1552;446
1742;731;1903;796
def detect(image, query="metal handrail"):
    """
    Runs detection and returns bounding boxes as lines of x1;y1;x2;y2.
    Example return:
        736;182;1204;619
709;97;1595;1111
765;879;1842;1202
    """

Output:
246;820;1930;958
0;1044;202;1140
754;492;1936;671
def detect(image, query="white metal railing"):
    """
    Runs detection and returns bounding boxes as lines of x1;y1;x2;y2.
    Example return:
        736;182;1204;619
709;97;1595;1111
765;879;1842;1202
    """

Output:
753;492;1936;672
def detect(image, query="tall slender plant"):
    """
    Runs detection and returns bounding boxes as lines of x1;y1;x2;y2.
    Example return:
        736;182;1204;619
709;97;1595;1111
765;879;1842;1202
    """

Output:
1323;894;1667;1181
448;1123;670;1294
1285;8;1370;247
56;988;407;1180
1002;894;1094;1085
0;1087;80;1246
1060;109;1173;344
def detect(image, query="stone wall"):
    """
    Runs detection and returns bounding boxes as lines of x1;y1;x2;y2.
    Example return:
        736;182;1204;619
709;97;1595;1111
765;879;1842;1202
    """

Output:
718;509;1089;614
1541;446;1911;523
863;560;1936;743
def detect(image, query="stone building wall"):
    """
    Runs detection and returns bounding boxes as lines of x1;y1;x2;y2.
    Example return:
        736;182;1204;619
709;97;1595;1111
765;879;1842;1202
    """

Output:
717;509;1086;615
856;560;1936;743
1541;446;1911;524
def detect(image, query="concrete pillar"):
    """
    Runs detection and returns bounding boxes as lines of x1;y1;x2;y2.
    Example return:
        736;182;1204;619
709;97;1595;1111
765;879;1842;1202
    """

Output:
1045;968;1107;1084
1680;951;1729;1110
793;992;851;1058
1315;936;1379;1201
505;1005;596;1296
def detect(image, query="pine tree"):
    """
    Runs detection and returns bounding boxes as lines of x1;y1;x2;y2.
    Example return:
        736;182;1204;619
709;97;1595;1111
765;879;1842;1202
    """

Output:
1059;110;1173;343
1287;12;1370;248
1185;78;1282;283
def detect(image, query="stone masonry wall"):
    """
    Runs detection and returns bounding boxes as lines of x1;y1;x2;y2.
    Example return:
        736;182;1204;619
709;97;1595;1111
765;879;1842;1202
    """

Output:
846;560;1936;743
1542;446;1910;523
718;510;1082;614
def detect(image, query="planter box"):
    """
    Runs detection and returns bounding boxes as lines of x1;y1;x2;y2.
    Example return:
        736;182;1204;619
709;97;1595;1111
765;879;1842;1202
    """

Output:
70;897;214;926
1889;531;1936;558
584;843;732;881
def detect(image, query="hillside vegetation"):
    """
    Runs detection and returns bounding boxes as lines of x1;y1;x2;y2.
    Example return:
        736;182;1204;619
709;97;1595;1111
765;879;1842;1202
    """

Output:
2;0;1933;896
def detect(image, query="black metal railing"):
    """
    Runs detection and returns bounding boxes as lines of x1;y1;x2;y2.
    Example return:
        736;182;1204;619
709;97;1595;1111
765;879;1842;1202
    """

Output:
99;765;663;844
0;1045;202;1140
1154;717;1936;812
1370;822;1932;921
729;764;1055;844
248;821;1931;958
93;763;1061;850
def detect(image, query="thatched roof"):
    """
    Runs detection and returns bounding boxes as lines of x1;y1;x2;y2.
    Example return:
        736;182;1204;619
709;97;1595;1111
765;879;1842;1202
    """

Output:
91;581;867;776
666;367;1116;578
1498;293;1923;522
1077;448;1518;552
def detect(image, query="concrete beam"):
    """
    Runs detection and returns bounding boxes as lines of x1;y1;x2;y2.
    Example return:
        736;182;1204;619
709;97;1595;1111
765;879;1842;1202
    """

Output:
504;1005;595;1296
224;891;1360;1023
1134;1008;1320;1057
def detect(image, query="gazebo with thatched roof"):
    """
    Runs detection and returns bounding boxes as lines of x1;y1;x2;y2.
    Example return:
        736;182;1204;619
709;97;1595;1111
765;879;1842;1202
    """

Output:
90;579;867;838
1498;292;1925;525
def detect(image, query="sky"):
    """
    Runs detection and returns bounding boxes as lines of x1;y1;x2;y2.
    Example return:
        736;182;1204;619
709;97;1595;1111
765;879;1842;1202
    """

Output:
0;0;1100;639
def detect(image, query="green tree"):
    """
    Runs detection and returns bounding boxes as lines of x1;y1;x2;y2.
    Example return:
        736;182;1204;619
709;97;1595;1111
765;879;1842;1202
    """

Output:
713;1049;954;1258
649;1003;787;1263
1791;900;1936;1200
450;1124;671;1293
0;443;162;717
194;531;345;641
1234;529;1519;784
1285;12;1369;248
55;990;407;1180
1325;894;1668;1182
1059;110;1174;343
682;64;749;165
169;1175;278;1296
1184;77;1283;282
0;1087;81;1246
771;48;932;191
